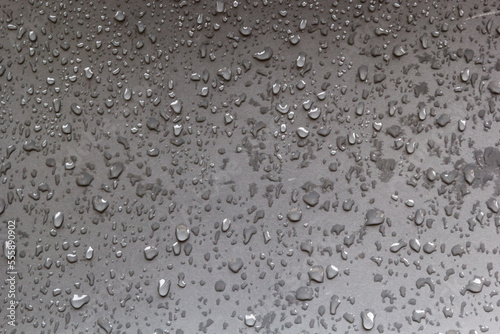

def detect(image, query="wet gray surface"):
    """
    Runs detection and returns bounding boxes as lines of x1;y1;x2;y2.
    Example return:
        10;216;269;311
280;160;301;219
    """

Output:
1;0;500;333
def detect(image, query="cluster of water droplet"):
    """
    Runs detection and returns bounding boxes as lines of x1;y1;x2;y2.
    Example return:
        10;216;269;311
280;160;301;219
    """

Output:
1;0;500;333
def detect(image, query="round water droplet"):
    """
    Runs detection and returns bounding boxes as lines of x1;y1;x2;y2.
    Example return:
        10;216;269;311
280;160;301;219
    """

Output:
276;103;290;114
176;225;190;242
239;25;252;36
289;34;300;45
114;11;126;22
244;314;256;327
228;257;243;273
287;208;302;222
214;279;226;292
71;103;82;115
308;107;321;120
53;212;64;228
222;218;231;232
29;31;37;42
393;45;407;57
92;196;109;213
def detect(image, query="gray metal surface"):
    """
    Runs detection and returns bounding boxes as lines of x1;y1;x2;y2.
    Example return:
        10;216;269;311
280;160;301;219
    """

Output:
1;0;500;333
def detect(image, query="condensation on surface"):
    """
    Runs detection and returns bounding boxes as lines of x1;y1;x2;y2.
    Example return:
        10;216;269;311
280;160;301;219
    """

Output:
1;1;500;333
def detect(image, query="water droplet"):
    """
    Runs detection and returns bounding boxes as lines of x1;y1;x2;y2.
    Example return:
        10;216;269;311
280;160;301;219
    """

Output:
144;246;159;260
158;279;171;297
296;286;313;301
76;172;94;186
326;265;339;279
92;196;109;213
330;295;340;315
487;80;500;94
228;257;243;273
239;25;252;36
296;127;309;139
253;47;273;61
358;65;368;81
97;318;113;334
287;208;302;222
175;225;190;242
85;246;93;260
214;279;226;292
361;309;376;330
222;218;231;231
53;212;64;228
296;51;306;68
244;314;256;327
393;45;407;57
114;11;126;22
308;265;324;283
71;103;82;115
365;209;385;226
70;294;90;309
